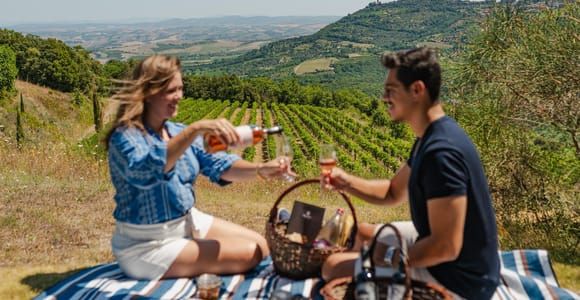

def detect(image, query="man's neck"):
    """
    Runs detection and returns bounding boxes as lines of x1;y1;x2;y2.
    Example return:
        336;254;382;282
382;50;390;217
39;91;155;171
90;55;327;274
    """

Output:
408;102;446;138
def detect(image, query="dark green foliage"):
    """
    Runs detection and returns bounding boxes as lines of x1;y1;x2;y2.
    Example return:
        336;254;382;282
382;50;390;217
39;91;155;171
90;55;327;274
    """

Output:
447;3;579;262
0;29;101;93
192;0;494;93
183;74;377;111
16;95;24;147
0;45;18;93
92;92;102;133
20;93;24;113
102;59;139;80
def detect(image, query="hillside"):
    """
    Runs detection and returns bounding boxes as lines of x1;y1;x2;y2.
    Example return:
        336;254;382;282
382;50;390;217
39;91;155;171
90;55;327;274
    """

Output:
193;0;493;94
9;16;339;64
0;81;97;144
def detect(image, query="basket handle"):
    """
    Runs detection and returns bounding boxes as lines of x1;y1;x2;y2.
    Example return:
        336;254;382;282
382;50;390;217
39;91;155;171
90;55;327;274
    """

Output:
366;223;412;297
268;178;358;249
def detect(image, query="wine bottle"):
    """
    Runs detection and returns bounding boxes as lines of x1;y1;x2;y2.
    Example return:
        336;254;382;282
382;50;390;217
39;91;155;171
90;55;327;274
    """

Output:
204;125;283;153
315;208;345;246
338;214;354;247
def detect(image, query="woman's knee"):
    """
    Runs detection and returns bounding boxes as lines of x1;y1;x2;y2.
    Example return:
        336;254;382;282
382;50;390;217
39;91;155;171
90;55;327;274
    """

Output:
255;234;270;257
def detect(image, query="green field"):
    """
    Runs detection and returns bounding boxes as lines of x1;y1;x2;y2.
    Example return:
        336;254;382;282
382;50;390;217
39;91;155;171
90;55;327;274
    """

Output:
173;99;412;178
294;58;339;75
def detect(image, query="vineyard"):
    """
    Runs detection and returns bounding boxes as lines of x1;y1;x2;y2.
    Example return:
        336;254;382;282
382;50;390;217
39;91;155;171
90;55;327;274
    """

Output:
174;99;412;178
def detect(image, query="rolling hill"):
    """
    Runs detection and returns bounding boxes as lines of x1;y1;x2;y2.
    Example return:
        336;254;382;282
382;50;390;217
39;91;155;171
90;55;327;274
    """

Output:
193;0;494;94
9;16;339;64
0;81;97;144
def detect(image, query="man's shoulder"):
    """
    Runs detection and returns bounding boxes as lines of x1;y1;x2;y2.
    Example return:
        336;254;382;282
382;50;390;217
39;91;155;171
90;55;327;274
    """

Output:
424;118;473;155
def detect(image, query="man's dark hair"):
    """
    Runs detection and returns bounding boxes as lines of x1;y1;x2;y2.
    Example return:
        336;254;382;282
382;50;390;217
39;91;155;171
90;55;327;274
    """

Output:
381;47;441;102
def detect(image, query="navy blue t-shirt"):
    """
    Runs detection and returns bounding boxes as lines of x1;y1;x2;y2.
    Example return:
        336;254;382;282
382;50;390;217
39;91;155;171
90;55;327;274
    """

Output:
407;116;500;299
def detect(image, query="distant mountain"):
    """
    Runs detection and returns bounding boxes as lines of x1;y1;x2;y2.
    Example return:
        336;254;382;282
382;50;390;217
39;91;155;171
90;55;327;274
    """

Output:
7;16;340;62
195;0;495;94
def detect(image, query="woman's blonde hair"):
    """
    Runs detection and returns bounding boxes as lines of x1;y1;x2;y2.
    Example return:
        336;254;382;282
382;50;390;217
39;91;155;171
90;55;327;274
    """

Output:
105;55;181;149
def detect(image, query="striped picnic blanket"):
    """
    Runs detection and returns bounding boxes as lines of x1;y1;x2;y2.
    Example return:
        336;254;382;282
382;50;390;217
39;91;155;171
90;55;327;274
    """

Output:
35;250;578;299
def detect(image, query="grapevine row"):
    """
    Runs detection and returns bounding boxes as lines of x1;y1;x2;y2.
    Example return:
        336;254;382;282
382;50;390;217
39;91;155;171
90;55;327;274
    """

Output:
279;104;363;174
222;101;240;121
290;105;386;175
311;106;410;159
232;102;248;126
242;102;259;161
204;100;230;120
261;105;276;161
300;106;400;173
270;103;310;175
175;99;215;124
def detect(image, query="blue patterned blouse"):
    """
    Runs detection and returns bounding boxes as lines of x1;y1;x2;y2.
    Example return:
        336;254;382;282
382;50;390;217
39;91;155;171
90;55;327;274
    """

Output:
108;121;240;224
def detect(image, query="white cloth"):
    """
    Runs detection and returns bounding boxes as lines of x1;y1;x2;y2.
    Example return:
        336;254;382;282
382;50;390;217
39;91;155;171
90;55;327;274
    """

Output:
111;207;214;280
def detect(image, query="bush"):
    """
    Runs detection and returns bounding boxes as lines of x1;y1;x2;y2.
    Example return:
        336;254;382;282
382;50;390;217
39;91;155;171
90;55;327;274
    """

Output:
448;3;579;262
0;45;18;94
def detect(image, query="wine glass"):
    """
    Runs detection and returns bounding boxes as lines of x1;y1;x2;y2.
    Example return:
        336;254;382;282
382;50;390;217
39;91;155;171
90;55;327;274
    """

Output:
319;144;337;176
277;134;295;182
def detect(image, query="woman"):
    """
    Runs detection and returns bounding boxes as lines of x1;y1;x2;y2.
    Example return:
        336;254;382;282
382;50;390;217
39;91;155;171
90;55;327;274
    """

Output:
105;55;293;280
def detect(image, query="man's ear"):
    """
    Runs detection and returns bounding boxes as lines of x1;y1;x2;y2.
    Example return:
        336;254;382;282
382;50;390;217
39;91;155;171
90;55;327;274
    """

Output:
411;80;426;98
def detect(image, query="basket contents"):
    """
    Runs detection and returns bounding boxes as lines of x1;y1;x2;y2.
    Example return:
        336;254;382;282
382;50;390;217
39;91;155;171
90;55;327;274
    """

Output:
266;179;358;279
276;203;354;249
315;208;355;249
285;200;325;244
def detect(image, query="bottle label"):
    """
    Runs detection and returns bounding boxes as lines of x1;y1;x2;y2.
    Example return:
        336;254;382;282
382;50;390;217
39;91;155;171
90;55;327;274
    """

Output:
234;125;254;149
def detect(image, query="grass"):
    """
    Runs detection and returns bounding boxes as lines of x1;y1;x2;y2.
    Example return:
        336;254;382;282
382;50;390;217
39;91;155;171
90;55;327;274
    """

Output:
416;41;453;49
294;58;339;75
1;141;578;299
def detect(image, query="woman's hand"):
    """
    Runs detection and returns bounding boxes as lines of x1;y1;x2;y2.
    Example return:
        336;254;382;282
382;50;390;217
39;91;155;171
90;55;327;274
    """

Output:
321;167;352;191
190;118;239;146
258;156;297;180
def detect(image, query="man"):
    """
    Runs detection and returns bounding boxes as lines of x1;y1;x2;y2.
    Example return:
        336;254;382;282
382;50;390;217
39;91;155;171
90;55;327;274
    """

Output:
321;48;499;299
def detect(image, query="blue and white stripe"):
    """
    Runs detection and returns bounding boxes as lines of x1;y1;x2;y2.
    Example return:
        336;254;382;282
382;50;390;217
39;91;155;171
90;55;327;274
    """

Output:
35;250;579;300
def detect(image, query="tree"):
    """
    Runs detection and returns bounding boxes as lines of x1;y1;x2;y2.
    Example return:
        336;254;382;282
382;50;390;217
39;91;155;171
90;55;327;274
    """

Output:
448;3;579;261
0;45;17;94
453;3;580;157
0;29;101;93
16;93;24;147
92;90;102;133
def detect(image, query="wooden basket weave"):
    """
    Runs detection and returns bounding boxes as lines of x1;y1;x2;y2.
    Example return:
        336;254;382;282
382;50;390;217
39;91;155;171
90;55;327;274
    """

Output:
265;179;358;280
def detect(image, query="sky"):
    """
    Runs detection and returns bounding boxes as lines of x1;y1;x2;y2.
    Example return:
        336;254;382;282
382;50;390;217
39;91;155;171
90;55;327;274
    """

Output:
0;0;379;25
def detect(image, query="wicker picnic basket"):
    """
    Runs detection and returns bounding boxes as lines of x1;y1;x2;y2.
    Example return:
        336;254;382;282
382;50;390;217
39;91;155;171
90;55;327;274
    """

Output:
265;179;358;280
321;223;452;300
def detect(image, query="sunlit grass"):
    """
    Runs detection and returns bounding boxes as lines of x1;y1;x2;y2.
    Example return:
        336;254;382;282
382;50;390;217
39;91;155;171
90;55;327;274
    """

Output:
0;142;577;299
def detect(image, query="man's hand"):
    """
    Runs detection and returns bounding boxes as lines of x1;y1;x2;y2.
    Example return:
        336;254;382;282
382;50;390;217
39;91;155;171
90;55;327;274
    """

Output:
321;167;351;191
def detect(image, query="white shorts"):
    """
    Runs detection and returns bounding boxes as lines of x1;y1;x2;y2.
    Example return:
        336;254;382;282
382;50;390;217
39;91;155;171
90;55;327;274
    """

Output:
111;207;214;280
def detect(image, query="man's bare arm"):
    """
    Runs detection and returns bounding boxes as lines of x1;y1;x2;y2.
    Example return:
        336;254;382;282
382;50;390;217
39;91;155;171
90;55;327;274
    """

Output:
407;195;467;268
326;164;410;206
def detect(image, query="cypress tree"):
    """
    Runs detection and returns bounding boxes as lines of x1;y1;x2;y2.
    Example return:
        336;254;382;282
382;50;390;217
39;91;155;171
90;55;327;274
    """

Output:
20;93;24;113
16;96;24;147
92;90;102;132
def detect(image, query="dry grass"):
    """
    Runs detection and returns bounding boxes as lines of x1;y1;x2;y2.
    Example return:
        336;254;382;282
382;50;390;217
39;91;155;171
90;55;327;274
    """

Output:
294;58;339;75
0;141;577;299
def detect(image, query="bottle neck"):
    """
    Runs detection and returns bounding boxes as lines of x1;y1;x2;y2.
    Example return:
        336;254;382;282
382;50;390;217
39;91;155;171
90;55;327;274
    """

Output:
264;125;283;135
